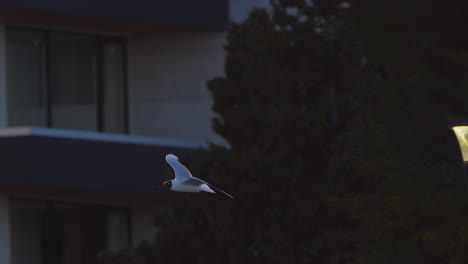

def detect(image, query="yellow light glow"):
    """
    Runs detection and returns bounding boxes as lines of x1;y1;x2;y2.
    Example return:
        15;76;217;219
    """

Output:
451;126;468;162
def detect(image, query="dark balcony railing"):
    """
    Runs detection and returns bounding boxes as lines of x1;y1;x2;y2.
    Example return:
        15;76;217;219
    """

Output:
0;127;205;201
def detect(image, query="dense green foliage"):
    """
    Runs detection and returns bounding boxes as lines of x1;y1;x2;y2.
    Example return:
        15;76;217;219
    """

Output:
111;0;468;263
144;6;350;263
328;0;468;262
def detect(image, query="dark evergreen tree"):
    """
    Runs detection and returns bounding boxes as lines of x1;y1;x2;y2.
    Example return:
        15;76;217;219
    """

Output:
101;1;468;263
328;0;468;262
138;2;360;263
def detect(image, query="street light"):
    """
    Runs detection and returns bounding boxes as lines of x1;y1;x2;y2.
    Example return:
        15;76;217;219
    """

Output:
450;124;468;189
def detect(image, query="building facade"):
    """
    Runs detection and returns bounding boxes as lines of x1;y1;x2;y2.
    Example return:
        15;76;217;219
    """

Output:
0;0;269;263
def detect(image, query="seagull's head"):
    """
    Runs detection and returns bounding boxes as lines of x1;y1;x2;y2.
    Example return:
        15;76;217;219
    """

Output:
159;180;172;190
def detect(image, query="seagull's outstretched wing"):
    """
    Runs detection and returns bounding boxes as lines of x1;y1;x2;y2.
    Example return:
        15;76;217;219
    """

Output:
165;154;192;181
184;177;234;199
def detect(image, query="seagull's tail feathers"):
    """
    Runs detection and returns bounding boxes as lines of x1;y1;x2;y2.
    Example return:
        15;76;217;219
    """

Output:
200;184;216;194
207;183;234;199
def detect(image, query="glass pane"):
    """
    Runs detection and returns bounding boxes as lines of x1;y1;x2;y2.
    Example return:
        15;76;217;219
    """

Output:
62;204;82;264
49;34;97;131
106;211;129;251
10;201;45;264
11;201;128;264
102;41;126;133
42;207;65;264
80;207;107;264
6;30;46;127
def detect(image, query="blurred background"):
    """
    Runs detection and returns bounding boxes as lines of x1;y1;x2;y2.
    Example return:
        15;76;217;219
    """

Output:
1;0;468;264
139;1;468;263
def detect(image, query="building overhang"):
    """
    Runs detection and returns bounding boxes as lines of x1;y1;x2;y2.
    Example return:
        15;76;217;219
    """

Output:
0;127;206;203
0;0;229;32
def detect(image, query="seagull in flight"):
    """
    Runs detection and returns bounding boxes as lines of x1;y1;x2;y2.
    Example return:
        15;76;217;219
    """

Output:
159;154;234;199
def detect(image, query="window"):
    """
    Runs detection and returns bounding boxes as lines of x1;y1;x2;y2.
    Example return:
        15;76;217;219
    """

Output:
6;30;47;127
6;28;127;133
49;34;98;131
101;41;126;133
10;200;130;264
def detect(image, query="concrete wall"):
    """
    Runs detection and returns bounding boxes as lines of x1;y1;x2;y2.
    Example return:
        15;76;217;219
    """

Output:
0;2;277;261
0;25;7;128
0;1;275;136
126;0;273;144
127;32;227;145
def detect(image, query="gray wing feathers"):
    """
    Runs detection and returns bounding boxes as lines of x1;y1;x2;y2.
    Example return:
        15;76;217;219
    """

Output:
183;178;234;198
166;157;192;181
183;177;206;186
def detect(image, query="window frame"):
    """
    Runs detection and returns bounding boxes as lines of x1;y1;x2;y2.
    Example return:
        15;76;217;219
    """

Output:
9;197;133;263
6;26;129;134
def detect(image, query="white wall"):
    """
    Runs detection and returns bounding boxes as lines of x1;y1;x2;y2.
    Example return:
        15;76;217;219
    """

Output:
0;25;8;128
127;32;227;145
0;196;10;264
126;0;273;145
230;0;272;23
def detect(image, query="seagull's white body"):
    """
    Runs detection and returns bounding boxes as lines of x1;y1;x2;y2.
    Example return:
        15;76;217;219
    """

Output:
165;154;233;198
